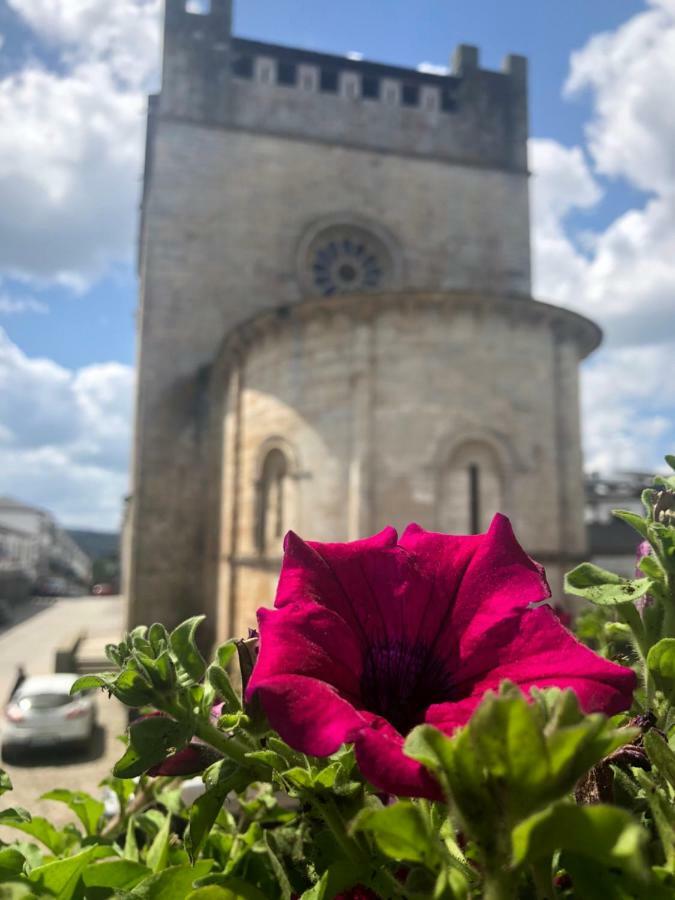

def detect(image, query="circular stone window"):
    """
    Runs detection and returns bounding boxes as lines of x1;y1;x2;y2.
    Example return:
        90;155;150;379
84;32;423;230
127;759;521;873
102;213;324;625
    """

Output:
306;226;392;297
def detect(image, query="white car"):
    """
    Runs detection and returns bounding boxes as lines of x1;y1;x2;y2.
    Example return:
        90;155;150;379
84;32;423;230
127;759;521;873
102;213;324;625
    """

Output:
2;673;97;759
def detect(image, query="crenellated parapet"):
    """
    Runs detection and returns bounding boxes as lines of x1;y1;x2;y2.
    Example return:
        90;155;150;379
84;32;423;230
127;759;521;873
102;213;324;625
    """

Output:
159;0;528;171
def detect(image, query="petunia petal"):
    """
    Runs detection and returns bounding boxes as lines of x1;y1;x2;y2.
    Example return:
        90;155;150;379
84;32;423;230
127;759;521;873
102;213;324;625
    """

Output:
247;601;364;699
276;528;424;646
426;605;636;732
353;717;442;801
251;673;367;756
400;515;551;669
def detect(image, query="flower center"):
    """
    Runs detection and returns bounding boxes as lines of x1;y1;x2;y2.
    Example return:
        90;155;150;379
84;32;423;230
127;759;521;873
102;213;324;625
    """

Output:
359;641;454;735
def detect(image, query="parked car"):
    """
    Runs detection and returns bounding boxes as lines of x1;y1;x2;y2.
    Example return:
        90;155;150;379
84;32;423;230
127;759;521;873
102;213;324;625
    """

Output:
92;583;115;596
2;673;96;759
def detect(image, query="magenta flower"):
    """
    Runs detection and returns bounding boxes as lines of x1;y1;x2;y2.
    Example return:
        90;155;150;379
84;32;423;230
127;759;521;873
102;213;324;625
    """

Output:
247;516;636;799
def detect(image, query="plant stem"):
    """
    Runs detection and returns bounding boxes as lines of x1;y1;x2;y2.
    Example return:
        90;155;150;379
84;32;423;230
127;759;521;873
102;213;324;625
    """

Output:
531;858;555;900
309;795;407;897
195;721;258;776
483;871;515;900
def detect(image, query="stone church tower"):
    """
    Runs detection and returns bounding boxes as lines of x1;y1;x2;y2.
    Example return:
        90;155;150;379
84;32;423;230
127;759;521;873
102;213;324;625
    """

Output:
125;0;600;646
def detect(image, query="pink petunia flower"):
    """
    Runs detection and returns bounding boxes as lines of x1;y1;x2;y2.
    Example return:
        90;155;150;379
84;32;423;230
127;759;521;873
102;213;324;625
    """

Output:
246;516;636;800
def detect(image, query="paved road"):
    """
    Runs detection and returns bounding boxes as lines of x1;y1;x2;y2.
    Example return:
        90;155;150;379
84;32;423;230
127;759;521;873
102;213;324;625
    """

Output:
0;596;128;833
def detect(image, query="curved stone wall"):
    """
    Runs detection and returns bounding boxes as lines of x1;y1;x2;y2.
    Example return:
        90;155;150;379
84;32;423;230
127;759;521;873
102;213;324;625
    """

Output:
213;291;599;639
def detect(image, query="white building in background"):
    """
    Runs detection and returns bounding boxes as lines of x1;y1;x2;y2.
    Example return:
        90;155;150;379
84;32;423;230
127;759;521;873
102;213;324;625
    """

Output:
0;497;92;591
585;473;651;578
0;523;38;577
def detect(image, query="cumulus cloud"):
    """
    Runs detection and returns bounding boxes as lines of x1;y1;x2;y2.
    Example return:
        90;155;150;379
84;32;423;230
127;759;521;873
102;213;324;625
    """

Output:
565;0;675;194
0;292;47;315
530;0;675;474
0;0;160;287
0;327;134;528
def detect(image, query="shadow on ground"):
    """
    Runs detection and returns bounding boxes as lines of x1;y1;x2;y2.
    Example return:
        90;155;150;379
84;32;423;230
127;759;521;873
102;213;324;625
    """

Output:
1;724;108;768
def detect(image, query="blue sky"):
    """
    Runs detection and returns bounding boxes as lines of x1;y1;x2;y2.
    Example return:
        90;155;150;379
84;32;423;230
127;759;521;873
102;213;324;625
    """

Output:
0;0;673;528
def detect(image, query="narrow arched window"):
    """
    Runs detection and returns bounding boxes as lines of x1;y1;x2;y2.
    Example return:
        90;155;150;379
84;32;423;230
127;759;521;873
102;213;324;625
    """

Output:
438;441;504;535
255;449;288;555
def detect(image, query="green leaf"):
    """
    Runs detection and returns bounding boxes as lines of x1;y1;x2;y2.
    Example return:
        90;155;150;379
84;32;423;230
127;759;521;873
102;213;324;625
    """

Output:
245;750;286;771
666;455;675;473
0;807;31;825
0;769;12;796
188;878;268;900
405;685;635;851
70;673;117;694
129;861;213;898
282;767;313;789
512;802;647;877
207;664;241;713
635;768;675;869
41;789;105;837
29;845;112;900
146;814;171;874
645;730;675;790
351;801;438;865
112;666;155;706
565;563;653;605
113;715;191;779
647;639;675;695
83;859;151;890
216;641;237;670
639;554;663;581
170;616;207;682
612;509;650;539
185;761;245;863
0;848;26;879
0;814;79;855
148;622;170;654
298;863;365;900
264;834;292;900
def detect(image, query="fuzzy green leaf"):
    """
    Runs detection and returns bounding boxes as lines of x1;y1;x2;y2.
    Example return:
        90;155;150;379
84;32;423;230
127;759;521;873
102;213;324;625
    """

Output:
146;814;171;874
113;715;191;779
41;789;105;837
185;761;245;863
565;563;653;605
129;861;213;898
644;730;675;790
0;848;26;879
29;845;112;900
0;769;12;796
647;639;675;694
83;859;151;890
351;801;438;865
612;509;650;539
512;802;647;877
170;616;207;682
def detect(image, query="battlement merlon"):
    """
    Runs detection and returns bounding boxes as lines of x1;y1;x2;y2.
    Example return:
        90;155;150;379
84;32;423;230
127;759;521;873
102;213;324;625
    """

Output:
158;2;529;172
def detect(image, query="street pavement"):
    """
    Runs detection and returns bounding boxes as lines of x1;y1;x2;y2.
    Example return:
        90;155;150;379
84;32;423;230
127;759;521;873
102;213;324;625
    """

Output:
0;596;127;832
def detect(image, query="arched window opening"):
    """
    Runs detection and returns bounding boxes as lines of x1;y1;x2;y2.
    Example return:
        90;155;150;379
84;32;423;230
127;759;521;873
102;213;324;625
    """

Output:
255;449;289;556
438;441;504;535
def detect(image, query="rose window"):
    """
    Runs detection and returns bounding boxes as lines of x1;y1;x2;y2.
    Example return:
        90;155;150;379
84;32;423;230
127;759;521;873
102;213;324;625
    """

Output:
307;227;391;297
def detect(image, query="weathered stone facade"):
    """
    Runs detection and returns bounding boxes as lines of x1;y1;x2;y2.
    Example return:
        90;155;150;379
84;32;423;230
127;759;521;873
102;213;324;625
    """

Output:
126;0;600;645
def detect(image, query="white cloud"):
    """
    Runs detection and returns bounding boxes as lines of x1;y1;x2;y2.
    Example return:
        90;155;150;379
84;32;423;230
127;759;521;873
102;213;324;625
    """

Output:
565;0;675;194
0;328;134;528
6;0;161;90
529;0;675;475
0;292;48;315
0;0;160;287
417;61;450;75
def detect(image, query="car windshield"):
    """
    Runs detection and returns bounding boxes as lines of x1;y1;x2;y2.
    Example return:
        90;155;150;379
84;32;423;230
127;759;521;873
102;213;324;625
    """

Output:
18;693;73;711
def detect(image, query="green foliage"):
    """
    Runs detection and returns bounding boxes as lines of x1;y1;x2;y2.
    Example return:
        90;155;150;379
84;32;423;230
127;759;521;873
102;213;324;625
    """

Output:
2;457;675;898
565;562;653;606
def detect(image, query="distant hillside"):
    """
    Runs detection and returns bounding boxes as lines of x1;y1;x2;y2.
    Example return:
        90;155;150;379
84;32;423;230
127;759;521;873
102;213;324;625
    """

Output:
67;530;119;561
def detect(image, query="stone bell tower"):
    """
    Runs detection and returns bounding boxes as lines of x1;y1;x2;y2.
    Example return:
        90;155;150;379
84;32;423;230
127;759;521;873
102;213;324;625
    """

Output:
125;0;600;645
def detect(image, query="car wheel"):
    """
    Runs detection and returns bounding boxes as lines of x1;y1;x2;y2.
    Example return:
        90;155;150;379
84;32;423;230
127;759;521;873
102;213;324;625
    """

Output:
1;742;17;764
